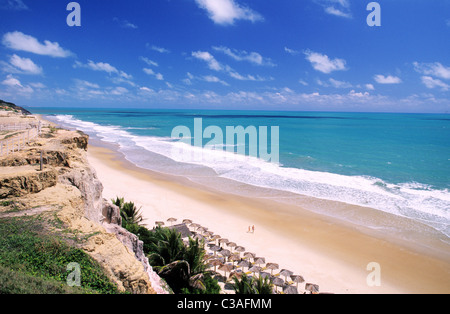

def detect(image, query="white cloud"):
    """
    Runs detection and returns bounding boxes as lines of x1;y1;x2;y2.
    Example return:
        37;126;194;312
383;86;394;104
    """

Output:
0;0;28;10
143;68;164;80
9;54;42;74
192;51;223;71
421;76;449;91
374;74;402;84
329;78;352;88
140;57;158;67
1;74;33;93
148;44;170;54
203;75;229;86
213;46;275;66
365;83;375;90
413;62;450;80
304;50;347;74
195;0;263;25
1;74;22;87
2;31;72;58
285;47;300;55
113;17;138;29
315;0;352;19
75;60;132;80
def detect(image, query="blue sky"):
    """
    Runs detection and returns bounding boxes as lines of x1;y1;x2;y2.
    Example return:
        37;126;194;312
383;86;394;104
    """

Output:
0;0;449;112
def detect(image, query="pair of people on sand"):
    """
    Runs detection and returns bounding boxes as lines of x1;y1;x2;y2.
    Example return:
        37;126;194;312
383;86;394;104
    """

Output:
247;225;255;233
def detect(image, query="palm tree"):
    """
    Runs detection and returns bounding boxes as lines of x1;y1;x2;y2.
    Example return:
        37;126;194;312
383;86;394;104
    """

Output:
147;227;217;293
111;197;145;227
231;273;254;294
253;275;274;294
231;273;274;294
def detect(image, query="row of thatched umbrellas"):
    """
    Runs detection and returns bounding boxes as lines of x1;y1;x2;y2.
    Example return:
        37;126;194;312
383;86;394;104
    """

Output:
155;218;319;294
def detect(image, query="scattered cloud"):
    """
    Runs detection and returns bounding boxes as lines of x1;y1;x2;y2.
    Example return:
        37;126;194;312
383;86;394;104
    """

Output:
421;76;449;91
0;0;28;10
74;60;132;79
284;47;300;55
113;17;138;29
143;68;164;80
1;74;33;93
140;57;159;67
329;78;352;88
413;62;450;80
304;50;347;74
8;54;43;74
2;31;72;58
212;46;275;66
365;83;375;90
195;0;263;25
374;74;402;84
191;50;273;82
147;44;170;54
314;0;352;19
192;51;223;71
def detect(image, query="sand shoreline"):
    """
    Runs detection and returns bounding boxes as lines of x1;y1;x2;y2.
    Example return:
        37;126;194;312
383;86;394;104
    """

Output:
83;136;450;294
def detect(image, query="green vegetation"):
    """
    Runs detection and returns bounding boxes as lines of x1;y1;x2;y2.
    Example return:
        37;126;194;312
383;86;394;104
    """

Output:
231;273;274;294
0;215;120;294
114;196;221;294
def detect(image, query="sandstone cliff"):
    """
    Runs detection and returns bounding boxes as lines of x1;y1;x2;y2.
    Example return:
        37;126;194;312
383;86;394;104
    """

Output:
0;119;167;294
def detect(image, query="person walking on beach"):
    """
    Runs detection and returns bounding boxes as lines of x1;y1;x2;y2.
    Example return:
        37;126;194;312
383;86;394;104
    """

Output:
252;225;255;233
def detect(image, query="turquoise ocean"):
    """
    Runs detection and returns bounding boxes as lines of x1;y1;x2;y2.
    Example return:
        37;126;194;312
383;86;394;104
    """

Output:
32;108;450;254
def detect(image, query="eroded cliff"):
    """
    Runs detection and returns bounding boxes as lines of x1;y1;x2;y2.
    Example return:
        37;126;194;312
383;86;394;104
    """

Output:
0;119;166;294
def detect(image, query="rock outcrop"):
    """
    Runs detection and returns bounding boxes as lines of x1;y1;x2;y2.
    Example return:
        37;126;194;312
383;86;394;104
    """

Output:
0;121;165;294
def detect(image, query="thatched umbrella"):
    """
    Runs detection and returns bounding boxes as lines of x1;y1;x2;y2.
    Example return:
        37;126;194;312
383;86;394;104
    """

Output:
253;257;266;266
197;226;208;234
259;272;271;279
218;238;229;247
248;266;262;276
219;249;231;258
182;219;192;224
290;275;305;288
218;264;234;279
279;269;294;283
243;252;255;260
233;246;245;258
210;234;221;244
189;223;200;231
237;260;250;271
228;253;241;266
167;217;177;226
265;263;279;275
155;221;165;227
226;241;237;251
283;285;298;294
272;277;284;293
305;283;319;294
208;259;222;272
210;245;221;256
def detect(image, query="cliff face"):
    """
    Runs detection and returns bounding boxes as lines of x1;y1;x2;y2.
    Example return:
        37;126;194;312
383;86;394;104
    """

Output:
0;121;166;294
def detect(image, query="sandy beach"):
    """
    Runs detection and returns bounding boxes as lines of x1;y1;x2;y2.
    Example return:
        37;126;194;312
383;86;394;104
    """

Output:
86;139;450;294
